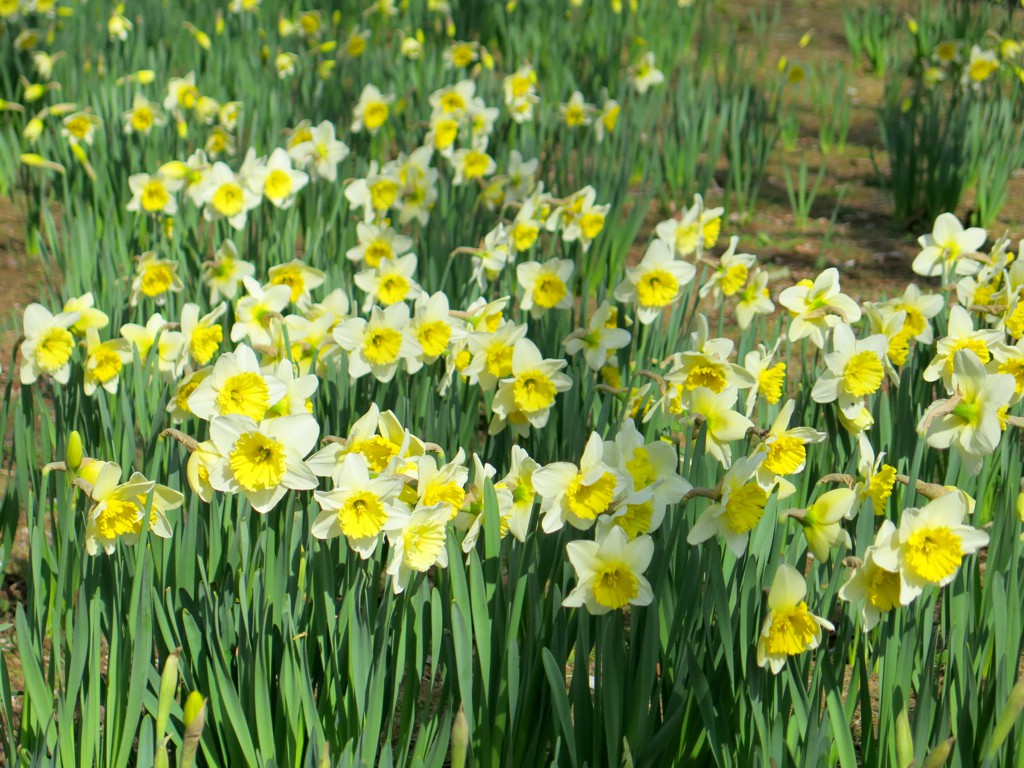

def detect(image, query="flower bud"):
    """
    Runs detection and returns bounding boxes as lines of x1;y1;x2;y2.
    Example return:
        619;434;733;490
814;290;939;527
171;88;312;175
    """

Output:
66;431;83;472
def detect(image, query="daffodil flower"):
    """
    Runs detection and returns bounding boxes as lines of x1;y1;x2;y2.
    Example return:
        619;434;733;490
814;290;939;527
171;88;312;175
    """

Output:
757;564;834;675
516;258;574;317
188;343;287;422
613;239;695;325
688;386;754;469
495;445;539;543
923;305;1005;392
563;300;631;372
383;503;451;594
838;521;903;631
84;462;182;555
919;349;1015;473
534;432;629;533
601;419;691;537
687;452;767;556
778;267;862;349
872;491;989;604
208;413;319;513
563;527;654;614
912;212;986;278
790;488;855;562
312;453;405;558
333;303;418;383
19;303;80;385
756;399;826;499
810;323;892;419
490;338;572;436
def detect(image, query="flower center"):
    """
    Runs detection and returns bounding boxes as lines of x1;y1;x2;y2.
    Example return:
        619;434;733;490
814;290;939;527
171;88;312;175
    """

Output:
349;436;400;473
946;338;990;377
175;379;201;414
565;472;617;520
904;526;963;583
512;369;557;412
370;178;399;211
564;103;586;127
264;169;293;201
216;372;270;420
363;327;403;365
190;325;223;366
440;92;466;114
141;264;174;297
141;180;169;211
533;274;567;309
843;351;884;397
91;346;123;383
625;447;656;490
867;567;901;612
867;465;897;515
758;363;786;404
37;326;75;373
212;182;245;217
512;222;539;251
684;364;727;393
720;263;748;296
378;273;410;305
463;150;490;179
365;239;393;267
268;269;304;302
765;602;819;656
423;482;466;513
637;269;679;308
96;497;142;540
485;344;514;378
615;500;654;538
417;320;451;358
229;431;287;492
339;490;388;539
763;436;806;476
997;358;1024;395
402;519;447;571
433;118;459;150
364;101;389;130
592;562;639;610
724;483;768;534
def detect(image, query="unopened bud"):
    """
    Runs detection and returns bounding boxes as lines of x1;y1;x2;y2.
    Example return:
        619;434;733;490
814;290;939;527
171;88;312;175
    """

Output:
66;431;83;472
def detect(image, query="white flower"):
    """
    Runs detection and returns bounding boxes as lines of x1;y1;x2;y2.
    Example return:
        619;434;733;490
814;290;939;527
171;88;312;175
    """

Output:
332;303;418;382
490;338;572;436
873;491;989;604
187;343;287;422
533;432;629;533
810;323;891;419
351;84;394;134
383;503;451;594
778;268;862;349
208;413;320;513
563;527;654;614
756;564;834;675
289;120;350;182
918;349;1015;473
564;300;631;371
312;453;405;558
613;239;695;325
195;161;261;230
912;212;986;278
516;258;574;317
19;303;80;385
231;277;291;348
629;52;665;94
